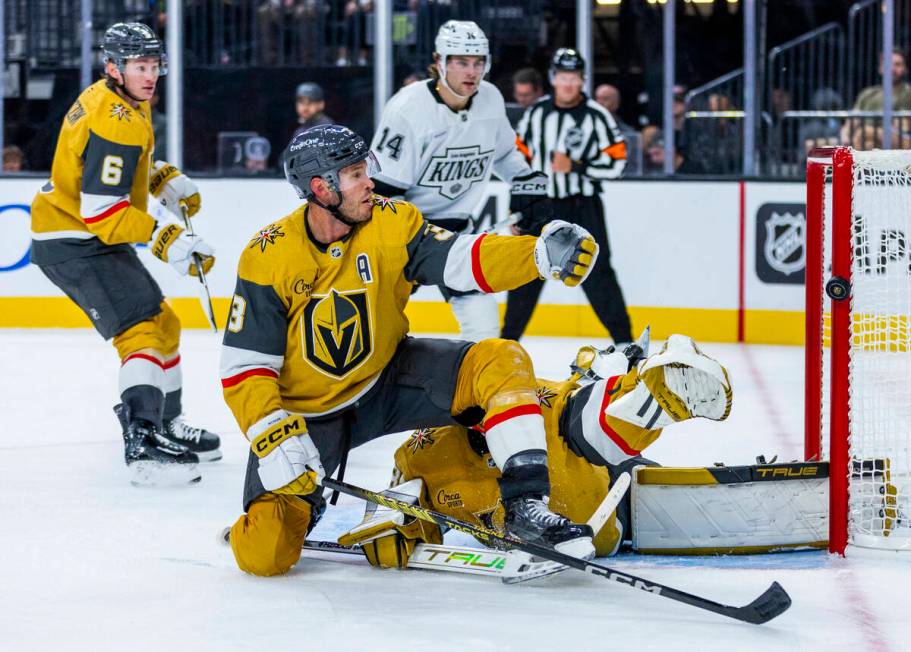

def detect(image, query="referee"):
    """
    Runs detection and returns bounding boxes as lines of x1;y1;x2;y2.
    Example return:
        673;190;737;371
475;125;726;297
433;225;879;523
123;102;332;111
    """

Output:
502;48;633;344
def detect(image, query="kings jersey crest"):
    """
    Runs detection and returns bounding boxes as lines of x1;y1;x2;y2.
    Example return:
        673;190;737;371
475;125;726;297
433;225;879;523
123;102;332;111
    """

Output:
303;289;372;377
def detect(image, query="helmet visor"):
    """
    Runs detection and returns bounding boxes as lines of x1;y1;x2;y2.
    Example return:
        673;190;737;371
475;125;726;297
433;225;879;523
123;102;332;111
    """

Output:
336;151;382;193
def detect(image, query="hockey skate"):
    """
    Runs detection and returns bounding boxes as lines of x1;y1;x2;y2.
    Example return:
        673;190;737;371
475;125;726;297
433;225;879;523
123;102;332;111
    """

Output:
115;404;201;486
162;415;222;462
504;495;595;560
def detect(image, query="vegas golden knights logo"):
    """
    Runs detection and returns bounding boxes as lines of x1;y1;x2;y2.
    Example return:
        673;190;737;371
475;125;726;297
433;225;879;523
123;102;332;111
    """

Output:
303;289;372;376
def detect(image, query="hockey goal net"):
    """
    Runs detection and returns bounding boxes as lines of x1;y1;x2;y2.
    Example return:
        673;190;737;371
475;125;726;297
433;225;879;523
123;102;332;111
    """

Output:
805;147;911;554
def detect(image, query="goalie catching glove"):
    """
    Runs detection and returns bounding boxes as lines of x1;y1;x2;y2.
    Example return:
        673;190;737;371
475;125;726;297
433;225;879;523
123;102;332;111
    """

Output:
150;222;215;276
338;479;442;568
249;410;325;497
605;334;733;437
150;160;201;217
534;220;599;287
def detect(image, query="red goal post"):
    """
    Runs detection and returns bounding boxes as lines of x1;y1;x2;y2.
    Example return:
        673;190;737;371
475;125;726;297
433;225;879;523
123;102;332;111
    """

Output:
805;146;911;555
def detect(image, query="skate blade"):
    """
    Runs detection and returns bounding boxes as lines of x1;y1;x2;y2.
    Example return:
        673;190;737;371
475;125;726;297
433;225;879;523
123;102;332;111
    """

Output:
554;536;595;561
129;461;201;487
195;449;223;463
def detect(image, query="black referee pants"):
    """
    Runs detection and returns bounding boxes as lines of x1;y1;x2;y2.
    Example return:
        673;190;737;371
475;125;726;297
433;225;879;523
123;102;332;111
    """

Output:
501;194;632;343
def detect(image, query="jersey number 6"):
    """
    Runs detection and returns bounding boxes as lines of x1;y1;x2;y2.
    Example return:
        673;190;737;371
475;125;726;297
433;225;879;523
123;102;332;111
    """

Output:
100;155;124;186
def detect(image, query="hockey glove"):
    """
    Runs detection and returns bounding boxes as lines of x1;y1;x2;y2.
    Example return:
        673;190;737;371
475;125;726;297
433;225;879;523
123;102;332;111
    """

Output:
605;334;732;434
534;220;599;287
337;479;442;568
509;171;550;234
150;222;215;276
249;411;325;497
150;160;202;217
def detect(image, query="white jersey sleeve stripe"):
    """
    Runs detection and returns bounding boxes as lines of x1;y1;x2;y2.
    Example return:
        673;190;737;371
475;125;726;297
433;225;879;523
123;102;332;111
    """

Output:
579;376;642;465
441;233;491;292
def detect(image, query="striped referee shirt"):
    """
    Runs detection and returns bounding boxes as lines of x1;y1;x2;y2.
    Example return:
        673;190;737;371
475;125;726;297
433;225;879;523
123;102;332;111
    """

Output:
515;94;627;198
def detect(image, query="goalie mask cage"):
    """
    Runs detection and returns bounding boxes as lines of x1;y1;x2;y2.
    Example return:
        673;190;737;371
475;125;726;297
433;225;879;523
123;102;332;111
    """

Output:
805;146;911;555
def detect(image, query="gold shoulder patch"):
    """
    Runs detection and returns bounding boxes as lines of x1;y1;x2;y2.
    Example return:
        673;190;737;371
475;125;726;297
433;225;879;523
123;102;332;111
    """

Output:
66;100;87;126
249;224;286;252
109;103;132;122
372;195;400;213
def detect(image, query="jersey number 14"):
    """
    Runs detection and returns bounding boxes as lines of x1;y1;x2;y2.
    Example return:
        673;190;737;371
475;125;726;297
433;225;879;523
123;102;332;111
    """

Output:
376;128;404;161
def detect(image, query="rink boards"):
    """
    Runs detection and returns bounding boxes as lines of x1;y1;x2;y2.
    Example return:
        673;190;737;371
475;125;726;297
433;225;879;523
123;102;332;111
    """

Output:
0;177;810;344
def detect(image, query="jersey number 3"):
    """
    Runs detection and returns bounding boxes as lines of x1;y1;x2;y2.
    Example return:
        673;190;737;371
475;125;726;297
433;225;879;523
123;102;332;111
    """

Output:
376;128;404;161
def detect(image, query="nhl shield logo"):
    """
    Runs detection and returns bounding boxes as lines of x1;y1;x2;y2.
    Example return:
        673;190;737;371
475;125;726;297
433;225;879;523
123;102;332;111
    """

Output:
763;211;805;276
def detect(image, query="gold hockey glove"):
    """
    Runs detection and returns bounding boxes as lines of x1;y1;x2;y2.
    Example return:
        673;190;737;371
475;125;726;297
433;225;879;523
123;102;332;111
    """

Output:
150;160;202;217
150;222;215;276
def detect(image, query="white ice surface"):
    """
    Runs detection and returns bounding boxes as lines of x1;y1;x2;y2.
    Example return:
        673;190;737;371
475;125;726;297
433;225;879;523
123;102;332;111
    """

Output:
2;330;910;651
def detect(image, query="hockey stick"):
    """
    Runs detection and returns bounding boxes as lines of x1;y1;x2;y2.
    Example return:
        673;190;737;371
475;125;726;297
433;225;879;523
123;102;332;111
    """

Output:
318;474;792;624
179;204;218;332
304;473;630;584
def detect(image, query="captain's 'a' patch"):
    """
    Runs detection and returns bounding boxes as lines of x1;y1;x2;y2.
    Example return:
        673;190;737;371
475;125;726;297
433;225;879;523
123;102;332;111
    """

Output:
303;288;372;377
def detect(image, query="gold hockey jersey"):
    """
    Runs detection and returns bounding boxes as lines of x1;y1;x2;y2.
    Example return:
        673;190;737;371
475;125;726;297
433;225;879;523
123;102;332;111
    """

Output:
30;79;156;265
220;197;539;436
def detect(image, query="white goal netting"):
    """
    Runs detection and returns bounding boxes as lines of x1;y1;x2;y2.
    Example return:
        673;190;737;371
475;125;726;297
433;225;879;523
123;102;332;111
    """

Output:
818;149;911;550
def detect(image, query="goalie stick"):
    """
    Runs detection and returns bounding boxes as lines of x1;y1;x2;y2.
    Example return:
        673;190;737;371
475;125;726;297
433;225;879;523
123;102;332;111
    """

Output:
178;204;218;333
304;472;632;584
317;474;792;624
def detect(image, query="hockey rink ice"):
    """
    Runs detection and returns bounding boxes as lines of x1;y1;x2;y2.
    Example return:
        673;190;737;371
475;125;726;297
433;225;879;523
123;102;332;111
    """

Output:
2;329;910;651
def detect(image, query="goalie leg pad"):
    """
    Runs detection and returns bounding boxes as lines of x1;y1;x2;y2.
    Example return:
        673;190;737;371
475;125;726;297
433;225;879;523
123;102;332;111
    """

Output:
230;493;312;576
631;462;829;554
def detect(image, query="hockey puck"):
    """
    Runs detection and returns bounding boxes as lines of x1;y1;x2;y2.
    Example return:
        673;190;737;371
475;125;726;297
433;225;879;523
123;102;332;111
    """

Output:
825;276;850;301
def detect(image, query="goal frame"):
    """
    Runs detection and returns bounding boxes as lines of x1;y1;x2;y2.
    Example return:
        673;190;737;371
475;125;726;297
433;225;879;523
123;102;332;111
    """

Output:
804;146;853;555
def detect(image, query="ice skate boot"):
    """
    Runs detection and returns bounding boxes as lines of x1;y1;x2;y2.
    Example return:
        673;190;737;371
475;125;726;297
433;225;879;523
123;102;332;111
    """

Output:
505;495;595;560
115;404;201;486
162;415;222;462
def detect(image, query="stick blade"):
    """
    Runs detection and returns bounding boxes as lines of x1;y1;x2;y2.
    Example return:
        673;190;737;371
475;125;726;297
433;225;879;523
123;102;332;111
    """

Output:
728;581;792;624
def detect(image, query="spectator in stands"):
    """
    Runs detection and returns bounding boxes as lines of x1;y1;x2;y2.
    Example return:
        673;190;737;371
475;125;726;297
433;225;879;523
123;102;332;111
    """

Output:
506;68;544;128
292;82;334;139
402;69;423;87
2;145;25;172
258;1;319;66
798;88;844;154
595;84;640;175
841;49;911;150
641;126;682;175
512;68;544;109
336;0;371;66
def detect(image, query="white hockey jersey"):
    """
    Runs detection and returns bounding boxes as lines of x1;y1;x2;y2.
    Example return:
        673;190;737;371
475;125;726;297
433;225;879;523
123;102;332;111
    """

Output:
370;79;531;226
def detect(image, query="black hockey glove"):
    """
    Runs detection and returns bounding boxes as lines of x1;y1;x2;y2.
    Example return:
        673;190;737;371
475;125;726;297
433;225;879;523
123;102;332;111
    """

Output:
509;171;551;235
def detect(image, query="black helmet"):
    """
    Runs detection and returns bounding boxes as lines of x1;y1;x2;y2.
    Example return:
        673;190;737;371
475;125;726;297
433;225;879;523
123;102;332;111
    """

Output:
102;23;168;75
550;48;585;77
282;124;378;200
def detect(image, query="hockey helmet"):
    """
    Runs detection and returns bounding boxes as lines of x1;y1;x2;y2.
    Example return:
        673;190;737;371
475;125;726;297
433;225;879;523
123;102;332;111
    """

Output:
549;48;585;81
282;124;380;200
434;20;491;76
102;23;168;75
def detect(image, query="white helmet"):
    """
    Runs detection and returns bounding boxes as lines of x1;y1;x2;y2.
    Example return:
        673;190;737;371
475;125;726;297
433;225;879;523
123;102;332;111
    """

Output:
435;20;491;98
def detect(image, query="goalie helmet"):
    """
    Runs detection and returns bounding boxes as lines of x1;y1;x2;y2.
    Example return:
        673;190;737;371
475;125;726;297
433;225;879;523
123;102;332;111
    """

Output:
549;48;585;81
282;124;379;199
102;23;168;75
434;20;491;77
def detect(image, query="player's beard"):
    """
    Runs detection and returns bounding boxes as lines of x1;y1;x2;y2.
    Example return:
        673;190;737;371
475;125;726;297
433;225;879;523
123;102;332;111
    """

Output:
336;193;373;225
